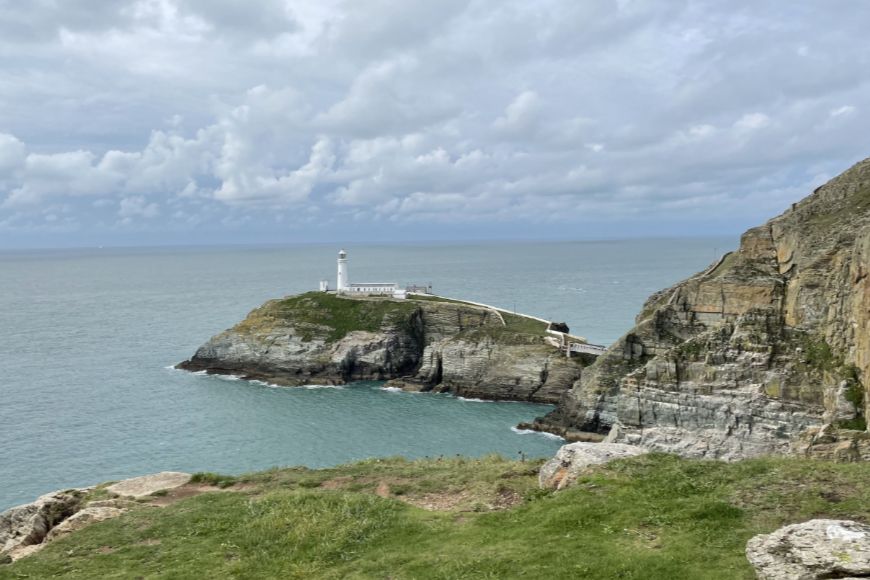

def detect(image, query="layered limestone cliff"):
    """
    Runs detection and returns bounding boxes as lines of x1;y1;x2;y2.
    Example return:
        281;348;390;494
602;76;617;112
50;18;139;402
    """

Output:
534;158;870;460
178;293;591;404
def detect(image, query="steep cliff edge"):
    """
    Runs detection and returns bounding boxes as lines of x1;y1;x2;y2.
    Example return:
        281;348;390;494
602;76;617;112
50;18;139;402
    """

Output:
177;293;590;403
534;158;870;459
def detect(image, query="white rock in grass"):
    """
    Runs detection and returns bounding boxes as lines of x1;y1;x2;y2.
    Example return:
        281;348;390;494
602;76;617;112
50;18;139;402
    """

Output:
107;472;191;498
746;519;870;579
539;442;646;490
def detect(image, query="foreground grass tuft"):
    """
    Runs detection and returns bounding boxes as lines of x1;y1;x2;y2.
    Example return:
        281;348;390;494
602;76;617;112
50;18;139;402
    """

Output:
3;454;869;579
190;472;237;489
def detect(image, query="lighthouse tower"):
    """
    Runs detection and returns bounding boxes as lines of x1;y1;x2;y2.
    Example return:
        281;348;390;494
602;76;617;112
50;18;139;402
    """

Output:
337;249;348;292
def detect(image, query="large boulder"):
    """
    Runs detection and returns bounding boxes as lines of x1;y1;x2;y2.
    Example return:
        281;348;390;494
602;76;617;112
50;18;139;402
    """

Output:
0;489;87;555
539;442;646;490
106;472;191;498
746;519;870;579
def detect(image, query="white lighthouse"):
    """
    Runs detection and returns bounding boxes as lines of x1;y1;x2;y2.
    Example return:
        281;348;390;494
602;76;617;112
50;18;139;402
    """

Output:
321;249;412;298
336;249;349;292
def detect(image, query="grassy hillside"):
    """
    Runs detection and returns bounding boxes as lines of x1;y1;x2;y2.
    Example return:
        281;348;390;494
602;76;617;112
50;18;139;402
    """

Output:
3;455;869;579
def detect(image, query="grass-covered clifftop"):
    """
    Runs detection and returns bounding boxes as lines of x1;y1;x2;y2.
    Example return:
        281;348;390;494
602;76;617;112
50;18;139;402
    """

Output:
3;455;869;579
236;292;552;343
236;292;421;343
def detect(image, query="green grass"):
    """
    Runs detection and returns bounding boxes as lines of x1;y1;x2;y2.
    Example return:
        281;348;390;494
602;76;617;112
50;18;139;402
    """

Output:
191;472;238;489
239;292;550;346
4;454;870;579
501;312;549;336
238;292;419;343
407;294;470;306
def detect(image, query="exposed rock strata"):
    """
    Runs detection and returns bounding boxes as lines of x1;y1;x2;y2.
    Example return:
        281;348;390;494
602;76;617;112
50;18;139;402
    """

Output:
179;294;591;403
535;158;870;459
746;519;870;579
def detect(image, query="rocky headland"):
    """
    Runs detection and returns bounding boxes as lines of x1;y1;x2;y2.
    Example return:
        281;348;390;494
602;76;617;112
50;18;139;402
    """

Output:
177;293;596;404
530;158;870;460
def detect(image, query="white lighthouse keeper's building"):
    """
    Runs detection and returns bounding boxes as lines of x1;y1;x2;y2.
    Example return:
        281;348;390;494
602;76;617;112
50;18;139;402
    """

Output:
329;249;406;298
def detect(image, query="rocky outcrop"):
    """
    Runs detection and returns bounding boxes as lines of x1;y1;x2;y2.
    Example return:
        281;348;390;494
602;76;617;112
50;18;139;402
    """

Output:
179;293;592;403
746;519;870;579
0;490;86;558
0;472;192;561
534;158;870;459
45;506;126;542
538;442;647;490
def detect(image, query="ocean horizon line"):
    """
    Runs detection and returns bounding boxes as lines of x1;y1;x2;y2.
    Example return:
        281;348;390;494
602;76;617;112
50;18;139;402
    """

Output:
0;234;737;255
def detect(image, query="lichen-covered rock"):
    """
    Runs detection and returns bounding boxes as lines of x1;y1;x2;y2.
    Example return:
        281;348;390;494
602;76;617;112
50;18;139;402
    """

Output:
538;442;646;490
179;293;591;403
535;158;870;459
746;519;870;579
0;489;86;556
106;472;191;498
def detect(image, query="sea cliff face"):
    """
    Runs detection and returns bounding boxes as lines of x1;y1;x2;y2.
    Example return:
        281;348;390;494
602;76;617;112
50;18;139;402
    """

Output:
178;293;589;404
535;158;870;460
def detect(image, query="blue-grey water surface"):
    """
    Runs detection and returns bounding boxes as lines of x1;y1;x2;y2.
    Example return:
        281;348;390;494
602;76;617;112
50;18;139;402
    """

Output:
0;238;734;510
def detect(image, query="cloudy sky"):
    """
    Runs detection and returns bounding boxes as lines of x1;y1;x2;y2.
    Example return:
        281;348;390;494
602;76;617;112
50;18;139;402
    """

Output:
1;0;869;248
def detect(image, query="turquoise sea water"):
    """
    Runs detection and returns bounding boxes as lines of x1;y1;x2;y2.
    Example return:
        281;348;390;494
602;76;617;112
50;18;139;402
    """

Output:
0;238;734;510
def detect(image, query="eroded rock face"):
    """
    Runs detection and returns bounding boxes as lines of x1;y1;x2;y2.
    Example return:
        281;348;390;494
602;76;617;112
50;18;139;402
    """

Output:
535;158;870;459
1;472;194;562
746;519;870;579
387;336;582;403
0;490;86;556
538;442;647;490
179;294;588;403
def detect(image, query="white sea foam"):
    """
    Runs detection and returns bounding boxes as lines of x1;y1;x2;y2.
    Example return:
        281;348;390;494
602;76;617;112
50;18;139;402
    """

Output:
456;396;492;403
190;370;243;382
299;384;344;390
456;395;527;404
510;427;565;441
380;386;404;393
250;379;281;388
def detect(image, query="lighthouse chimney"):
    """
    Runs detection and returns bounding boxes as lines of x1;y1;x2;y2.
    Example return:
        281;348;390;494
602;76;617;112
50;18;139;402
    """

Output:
337;249;348;292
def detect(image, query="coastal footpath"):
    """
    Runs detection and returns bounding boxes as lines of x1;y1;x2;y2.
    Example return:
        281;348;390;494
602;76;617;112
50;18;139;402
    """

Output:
532;157;870;460
178;293;596;404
